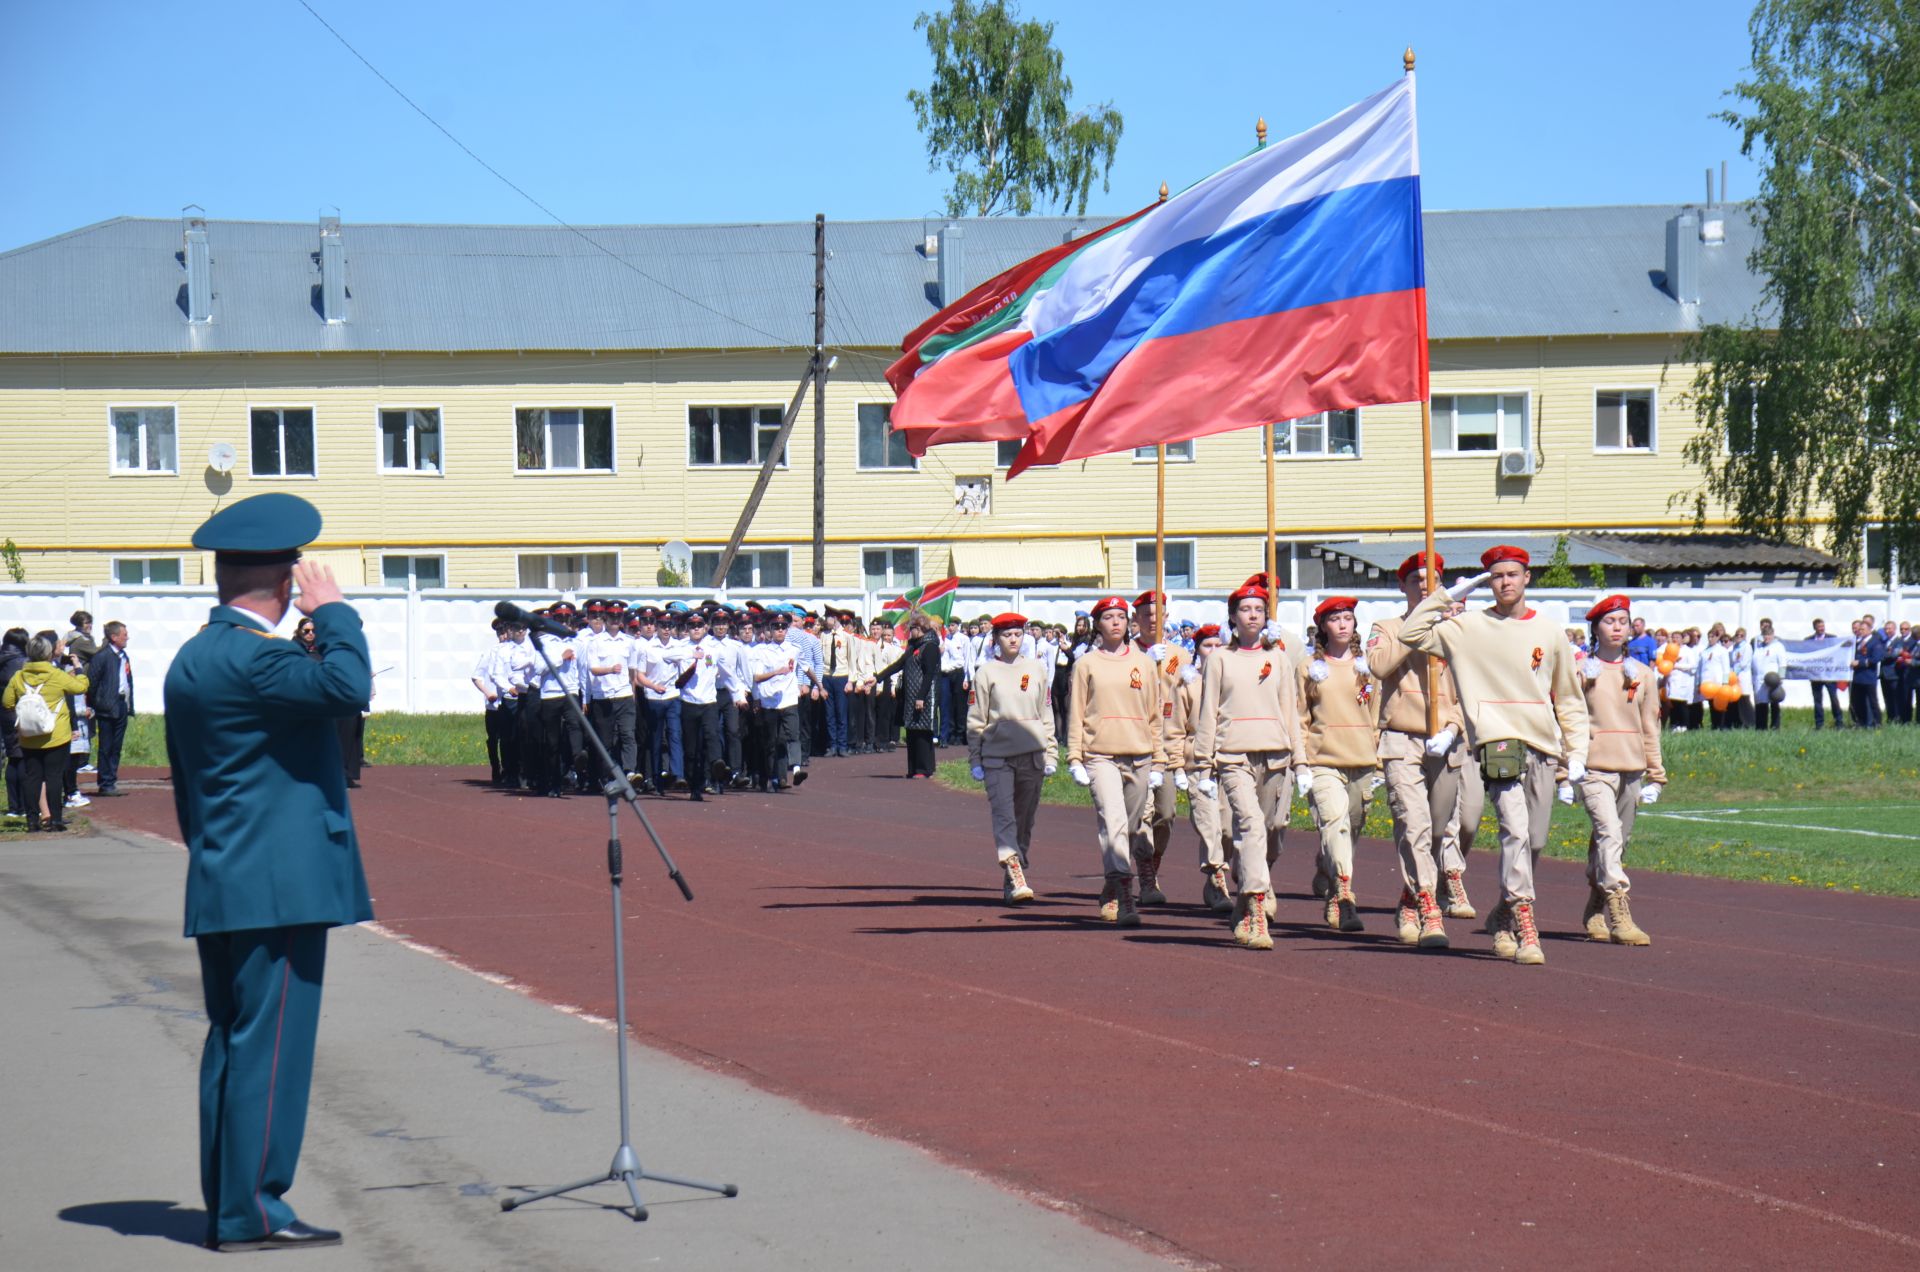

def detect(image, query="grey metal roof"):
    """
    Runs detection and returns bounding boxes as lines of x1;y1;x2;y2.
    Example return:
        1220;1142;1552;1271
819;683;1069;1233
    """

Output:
1580;532;1838;570
0;204;1768;356
1311;534;1639;575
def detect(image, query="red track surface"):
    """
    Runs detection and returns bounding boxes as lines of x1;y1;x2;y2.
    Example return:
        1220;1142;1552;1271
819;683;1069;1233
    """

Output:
95;755;1920;1270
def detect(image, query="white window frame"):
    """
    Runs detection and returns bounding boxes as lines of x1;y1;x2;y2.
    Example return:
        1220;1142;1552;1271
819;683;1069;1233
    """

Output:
691;547;792;590
107;404;180;476
375;405;447;476
685;402;789;470
515;550;623;591
1133;538;1197;590
856;403;917;471
1132;440;1196;462
112;556;184;586
1593;388;1658;454
1430;391;1531;457
994;438;1022;469
248;404;320;479
861;544;921;593
513;405;617;475
1271;408;1363;460
379;553;447;591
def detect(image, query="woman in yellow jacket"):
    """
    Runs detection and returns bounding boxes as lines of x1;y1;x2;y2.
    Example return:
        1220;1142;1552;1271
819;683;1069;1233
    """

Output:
2;633;91;833
1298;597;1380;933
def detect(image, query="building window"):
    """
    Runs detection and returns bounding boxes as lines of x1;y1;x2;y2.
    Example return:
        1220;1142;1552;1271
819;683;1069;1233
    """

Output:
516;408;613;472
1595;390;1655;451
995;439;1022;468
113;557;182;585
1865;526;1920;586
110;407;177;474
250;407;316;476
381;554;445;590
688;405;786;467
1272;409;1360;457
517;552;619;591
862;546;919;592
857;403;915;470
1431;393;1528;454
1134;539;1195;590
379;408;443;473
1133;440;1195;461
691;548;790;590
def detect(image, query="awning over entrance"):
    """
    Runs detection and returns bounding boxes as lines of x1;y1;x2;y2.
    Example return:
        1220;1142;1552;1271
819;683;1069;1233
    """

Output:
949;539;1108;584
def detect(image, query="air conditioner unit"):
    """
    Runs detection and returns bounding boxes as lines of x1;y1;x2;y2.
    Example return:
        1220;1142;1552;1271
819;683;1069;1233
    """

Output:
1499;448;1536;478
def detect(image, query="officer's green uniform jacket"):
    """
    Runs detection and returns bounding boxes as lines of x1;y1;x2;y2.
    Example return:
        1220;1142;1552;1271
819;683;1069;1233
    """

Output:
166;602;375;936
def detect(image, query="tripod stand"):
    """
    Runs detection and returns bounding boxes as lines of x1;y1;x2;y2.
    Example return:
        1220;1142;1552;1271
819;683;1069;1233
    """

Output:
500;628;737;1221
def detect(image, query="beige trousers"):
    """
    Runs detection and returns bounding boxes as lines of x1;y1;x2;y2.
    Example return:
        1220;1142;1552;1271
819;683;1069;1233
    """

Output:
1381;731;1464;894
1441;758;1484;870
1309;765;1375;882
1188;774;1230;869
1139;775;1176;861
1086;754;1151;877
983;751;1046;864
1488;747;1558;902
1218;752;1290;895
1581;768;1643;894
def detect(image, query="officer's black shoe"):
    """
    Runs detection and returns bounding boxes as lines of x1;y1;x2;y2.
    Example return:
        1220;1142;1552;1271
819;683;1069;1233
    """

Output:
217;1220;344;1252
709;759;731;786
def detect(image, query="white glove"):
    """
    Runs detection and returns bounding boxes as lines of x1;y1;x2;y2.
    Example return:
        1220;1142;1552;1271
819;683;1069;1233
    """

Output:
1295;768;1313;799
1568;759;1587;785
1353;656;1370;678
1043;759;1058;777
969;765;985;782
1446;571;1492;601
1424;725;1457;756
1148;768;1164;790
1149;642;1170;663
1196;776;1217;798
1069;761;1092;787
1307;659;1329;683
1262;620;1288;644
1180;664;1201;685
1556;781;1576;805
1173;768;1190;792
1583;658;1601;682
1640;784;1662;806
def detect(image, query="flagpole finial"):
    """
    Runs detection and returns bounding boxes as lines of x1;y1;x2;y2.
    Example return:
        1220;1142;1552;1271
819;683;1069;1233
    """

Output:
1403;47;1416;72
1255;117;1267;148
1157;181;1169;203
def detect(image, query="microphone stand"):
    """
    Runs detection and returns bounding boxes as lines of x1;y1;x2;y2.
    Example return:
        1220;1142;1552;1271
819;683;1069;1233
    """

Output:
500;628;738;1221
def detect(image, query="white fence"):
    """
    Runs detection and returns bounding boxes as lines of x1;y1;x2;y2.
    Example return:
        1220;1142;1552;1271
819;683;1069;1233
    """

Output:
3;583;1912;715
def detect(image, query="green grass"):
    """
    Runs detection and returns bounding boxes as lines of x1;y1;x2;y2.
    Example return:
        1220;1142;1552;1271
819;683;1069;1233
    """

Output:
119;713;488;768
936;714;1920;897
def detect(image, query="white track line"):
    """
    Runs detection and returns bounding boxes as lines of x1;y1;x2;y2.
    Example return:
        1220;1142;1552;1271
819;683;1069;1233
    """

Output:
1644;811;1920;842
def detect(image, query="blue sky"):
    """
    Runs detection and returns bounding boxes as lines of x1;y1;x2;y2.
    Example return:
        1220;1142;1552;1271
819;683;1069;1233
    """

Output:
1;0;1762;251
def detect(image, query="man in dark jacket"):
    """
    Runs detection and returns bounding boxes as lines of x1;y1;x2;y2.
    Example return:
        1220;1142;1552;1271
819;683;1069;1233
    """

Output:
85;621;135;796
0;627;26;819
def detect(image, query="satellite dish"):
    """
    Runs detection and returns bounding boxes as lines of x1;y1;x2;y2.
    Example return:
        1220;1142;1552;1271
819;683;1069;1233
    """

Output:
661;539;693;572
207;442;237;474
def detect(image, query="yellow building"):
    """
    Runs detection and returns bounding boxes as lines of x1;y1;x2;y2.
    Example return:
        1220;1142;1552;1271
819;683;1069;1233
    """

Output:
1;205;1834;595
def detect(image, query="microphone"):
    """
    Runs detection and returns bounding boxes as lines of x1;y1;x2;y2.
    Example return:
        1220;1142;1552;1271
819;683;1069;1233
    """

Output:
496;600;574;639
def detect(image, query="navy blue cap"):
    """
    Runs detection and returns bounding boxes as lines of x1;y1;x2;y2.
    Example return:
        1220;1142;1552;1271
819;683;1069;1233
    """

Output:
192;492;322;563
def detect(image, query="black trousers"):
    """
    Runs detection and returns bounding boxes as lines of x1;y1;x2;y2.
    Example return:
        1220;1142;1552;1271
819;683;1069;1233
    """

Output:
4;753;23;815
849;690;871;751
763;706;801;781
681;699;721;793
1813;681;1846;728
485;699;522;784
533;695;583;793
20;747;60;826
336;715;364;782
591;695;638;780
720;698;744;776
95;711;129;791
1850;681;1880;727
905;728;936;778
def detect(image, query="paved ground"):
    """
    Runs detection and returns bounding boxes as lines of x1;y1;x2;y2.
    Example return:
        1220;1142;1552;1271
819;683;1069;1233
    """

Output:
78;753;1920;1270
0;818;1170;1271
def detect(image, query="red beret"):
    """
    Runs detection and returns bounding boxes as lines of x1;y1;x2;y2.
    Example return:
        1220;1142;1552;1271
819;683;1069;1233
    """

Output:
1228;582;1268;606
1133;589;1166;608
1481;545;1530;569
1192;623;1221;641
990;611;1028;631
1241;572;1275;592
1585;594;1632;623
1090;595;1129;618
1396;551;1445;582
1314;595;1358;624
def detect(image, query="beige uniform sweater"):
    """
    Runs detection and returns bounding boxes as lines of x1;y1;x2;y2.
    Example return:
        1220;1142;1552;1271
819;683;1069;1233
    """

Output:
1166;672;1205;769
1067;645;1166;765
1401;591;1590;766
1366;614;1465;737
967;656;1056;764
1580;656;1666;783
1297;654;1380;769
1193;644;1299;768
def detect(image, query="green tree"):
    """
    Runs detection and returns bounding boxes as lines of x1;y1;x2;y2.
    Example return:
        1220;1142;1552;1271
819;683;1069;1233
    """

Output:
907;0;1123;217
1538;534;1579;589
1;538;23;584
1682;0;1920;578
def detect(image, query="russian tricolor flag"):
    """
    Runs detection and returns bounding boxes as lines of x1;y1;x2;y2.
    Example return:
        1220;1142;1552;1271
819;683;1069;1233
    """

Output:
888;75;1428;475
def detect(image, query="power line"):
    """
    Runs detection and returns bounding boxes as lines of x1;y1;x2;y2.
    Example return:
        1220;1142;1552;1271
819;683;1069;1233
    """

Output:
292;0;804;350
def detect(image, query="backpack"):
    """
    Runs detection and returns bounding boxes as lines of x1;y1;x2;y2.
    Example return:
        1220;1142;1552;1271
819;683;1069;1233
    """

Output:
11;675;57;741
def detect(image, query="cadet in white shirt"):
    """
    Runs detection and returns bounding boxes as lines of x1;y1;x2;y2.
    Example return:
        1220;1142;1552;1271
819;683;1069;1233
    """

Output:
679;611;727;800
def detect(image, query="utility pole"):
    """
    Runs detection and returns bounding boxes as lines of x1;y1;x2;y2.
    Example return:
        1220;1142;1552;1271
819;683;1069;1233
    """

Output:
812;213;827;587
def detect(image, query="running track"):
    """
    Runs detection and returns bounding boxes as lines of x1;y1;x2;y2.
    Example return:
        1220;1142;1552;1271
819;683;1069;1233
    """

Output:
94;754;1920;1270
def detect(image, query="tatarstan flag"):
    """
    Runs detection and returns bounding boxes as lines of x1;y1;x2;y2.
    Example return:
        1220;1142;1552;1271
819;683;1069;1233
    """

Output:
878;576;960;626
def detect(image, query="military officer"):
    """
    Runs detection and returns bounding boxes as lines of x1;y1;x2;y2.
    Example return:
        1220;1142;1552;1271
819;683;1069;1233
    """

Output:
166;492;371;1252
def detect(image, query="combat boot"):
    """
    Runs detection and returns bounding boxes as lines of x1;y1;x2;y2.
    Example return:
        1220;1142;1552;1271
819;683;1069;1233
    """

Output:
1396;888;1420;944
1002;856;1034;905
1582;885;1610;942
1486;900;1517;959
1233;891;1274;950
1263;890;1278;920
1605;891;1650;946
1416;889;1450;949
1312;866;1333;900
1135;849;1166;906
1336;874;1364;933
1202;864;1234;913
1324;893;1343;930
1512;900;1545;965
1443;868;1476;920
1115;876;1142;929
1099;874;1121;922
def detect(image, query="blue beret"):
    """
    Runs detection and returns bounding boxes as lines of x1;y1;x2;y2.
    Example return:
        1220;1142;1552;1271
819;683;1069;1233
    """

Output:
191;492;322;562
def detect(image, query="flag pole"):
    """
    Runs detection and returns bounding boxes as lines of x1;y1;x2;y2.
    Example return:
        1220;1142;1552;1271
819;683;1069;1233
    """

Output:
1255;116;1278;597
1153;179;1171;645
1407;45;1443;737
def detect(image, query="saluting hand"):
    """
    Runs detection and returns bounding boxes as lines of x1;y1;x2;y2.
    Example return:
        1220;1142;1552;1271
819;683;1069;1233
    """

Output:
291;560;345;615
